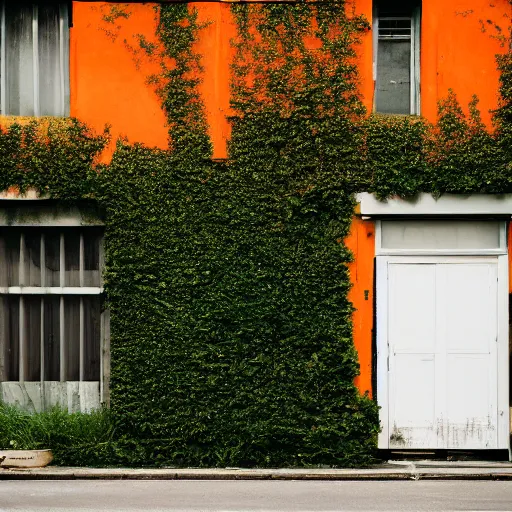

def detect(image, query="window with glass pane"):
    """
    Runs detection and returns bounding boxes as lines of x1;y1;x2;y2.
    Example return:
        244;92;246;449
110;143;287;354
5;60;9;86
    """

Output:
2;0;70;116
0;227;103;383
375;0;420;115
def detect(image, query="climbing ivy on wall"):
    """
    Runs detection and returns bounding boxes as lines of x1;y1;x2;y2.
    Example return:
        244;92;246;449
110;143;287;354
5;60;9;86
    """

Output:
98;0;379;467
0;118;107;199
1;0;512;467
363;92;512;199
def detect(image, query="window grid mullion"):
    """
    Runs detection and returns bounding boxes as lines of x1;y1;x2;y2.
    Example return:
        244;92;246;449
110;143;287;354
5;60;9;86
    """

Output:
40;234;45;384
79;297;84;382
32;4;39;116
40;296;44;383
60;233;65;288
40;232;46;287
79;232;84;287
19;295;24;382
99;233;105;289
59;232;65;381
18;234;25;382
59;295;65;382
19;232;25;286
79;233;84;382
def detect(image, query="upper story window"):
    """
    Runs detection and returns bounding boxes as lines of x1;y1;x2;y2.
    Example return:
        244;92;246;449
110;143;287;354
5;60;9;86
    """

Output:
374;0;420;115
1;1;70;117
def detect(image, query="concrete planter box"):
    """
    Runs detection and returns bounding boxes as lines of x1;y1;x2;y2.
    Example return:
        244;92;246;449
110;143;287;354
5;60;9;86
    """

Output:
0;449;53;468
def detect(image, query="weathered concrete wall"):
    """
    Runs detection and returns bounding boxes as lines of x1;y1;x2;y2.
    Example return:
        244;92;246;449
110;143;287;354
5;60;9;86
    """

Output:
1;381;100;413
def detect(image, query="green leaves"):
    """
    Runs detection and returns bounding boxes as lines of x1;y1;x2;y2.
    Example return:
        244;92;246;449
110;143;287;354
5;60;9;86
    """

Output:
0;118;108;199
366;91;512;198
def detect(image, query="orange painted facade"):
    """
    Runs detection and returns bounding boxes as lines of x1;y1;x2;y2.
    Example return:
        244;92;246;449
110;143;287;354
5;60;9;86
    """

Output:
346;217;375;397
67;1;512;395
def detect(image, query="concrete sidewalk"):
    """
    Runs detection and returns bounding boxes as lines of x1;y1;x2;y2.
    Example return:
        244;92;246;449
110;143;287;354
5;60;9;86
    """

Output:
2;461;512;481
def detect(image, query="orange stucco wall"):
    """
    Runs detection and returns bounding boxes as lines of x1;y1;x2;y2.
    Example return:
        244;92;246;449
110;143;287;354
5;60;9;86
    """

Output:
67;1;512;396
69;0;511;150
346;217;375;397
193;3;236;159
420;0;511;125
70;2;168;158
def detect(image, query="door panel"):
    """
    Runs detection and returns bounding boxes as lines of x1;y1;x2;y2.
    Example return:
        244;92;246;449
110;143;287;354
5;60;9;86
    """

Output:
390;354;437;448
386;260;499;450
437;264;497;354
446;354;496;449
388;264;436;353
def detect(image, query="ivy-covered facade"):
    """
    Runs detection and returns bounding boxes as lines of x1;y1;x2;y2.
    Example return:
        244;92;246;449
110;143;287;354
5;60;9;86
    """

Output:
0;0;511;465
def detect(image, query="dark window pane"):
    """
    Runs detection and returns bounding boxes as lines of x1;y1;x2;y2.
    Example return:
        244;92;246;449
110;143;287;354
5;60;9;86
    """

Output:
24;231;41;287
83;296;101;381
44;231;60;287
378;0;414;16
65;232;80;287
376;39;411;114
0;230;21;287
1;295;19;381
43;296;60;380
64;296;80;380
84;232;100;287
23;296;41;381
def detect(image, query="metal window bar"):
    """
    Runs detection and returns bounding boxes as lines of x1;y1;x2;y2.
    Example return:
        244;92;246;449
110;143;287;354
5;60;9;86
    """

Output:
4;229;102;385
18;233;25;381
59;233;65;380
378;17;412;40
79;233;84;381
40;232;45;383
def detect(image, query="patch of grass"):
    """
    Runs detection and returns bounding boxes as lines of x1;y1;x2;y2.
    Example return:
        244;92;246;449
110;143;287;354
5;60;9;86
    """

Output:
0;403;119;466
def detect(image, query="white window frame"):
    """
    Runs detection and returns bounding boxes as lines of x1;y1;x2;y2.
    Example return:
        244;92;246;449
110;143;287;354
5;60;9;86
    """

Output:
0;203;109;412
373;2;421;115
375;219;508;257
0;1;70;117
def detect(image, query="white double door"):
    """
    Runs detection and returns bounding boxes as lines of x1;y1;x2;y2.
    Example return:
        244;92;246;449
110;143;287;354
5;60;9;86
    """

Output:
379;256;507;450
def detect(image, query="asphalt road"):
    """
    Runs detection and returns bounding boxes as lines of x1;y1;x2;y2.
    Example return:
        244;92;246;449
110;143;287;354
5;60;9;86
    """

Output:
1;480;512;511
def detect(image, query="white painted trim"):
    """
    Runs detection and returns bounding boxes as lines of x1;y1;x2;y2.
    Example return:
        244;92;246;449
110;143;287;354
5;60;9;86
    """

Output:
0;189;49;201
377;248;507;257
376;254;509;450
375;220;383;252
378;255;500;264
497;254;510;450
372;3;378;84
357;192;512;217
376;256;389;448
0;207;104;226
375;221;507;256
0;287;102;295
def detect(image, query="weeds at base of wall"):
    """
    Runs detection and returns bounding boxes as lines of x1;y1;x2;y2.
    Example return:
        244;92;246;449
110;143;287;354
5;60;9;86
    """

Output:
0;403;119;467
